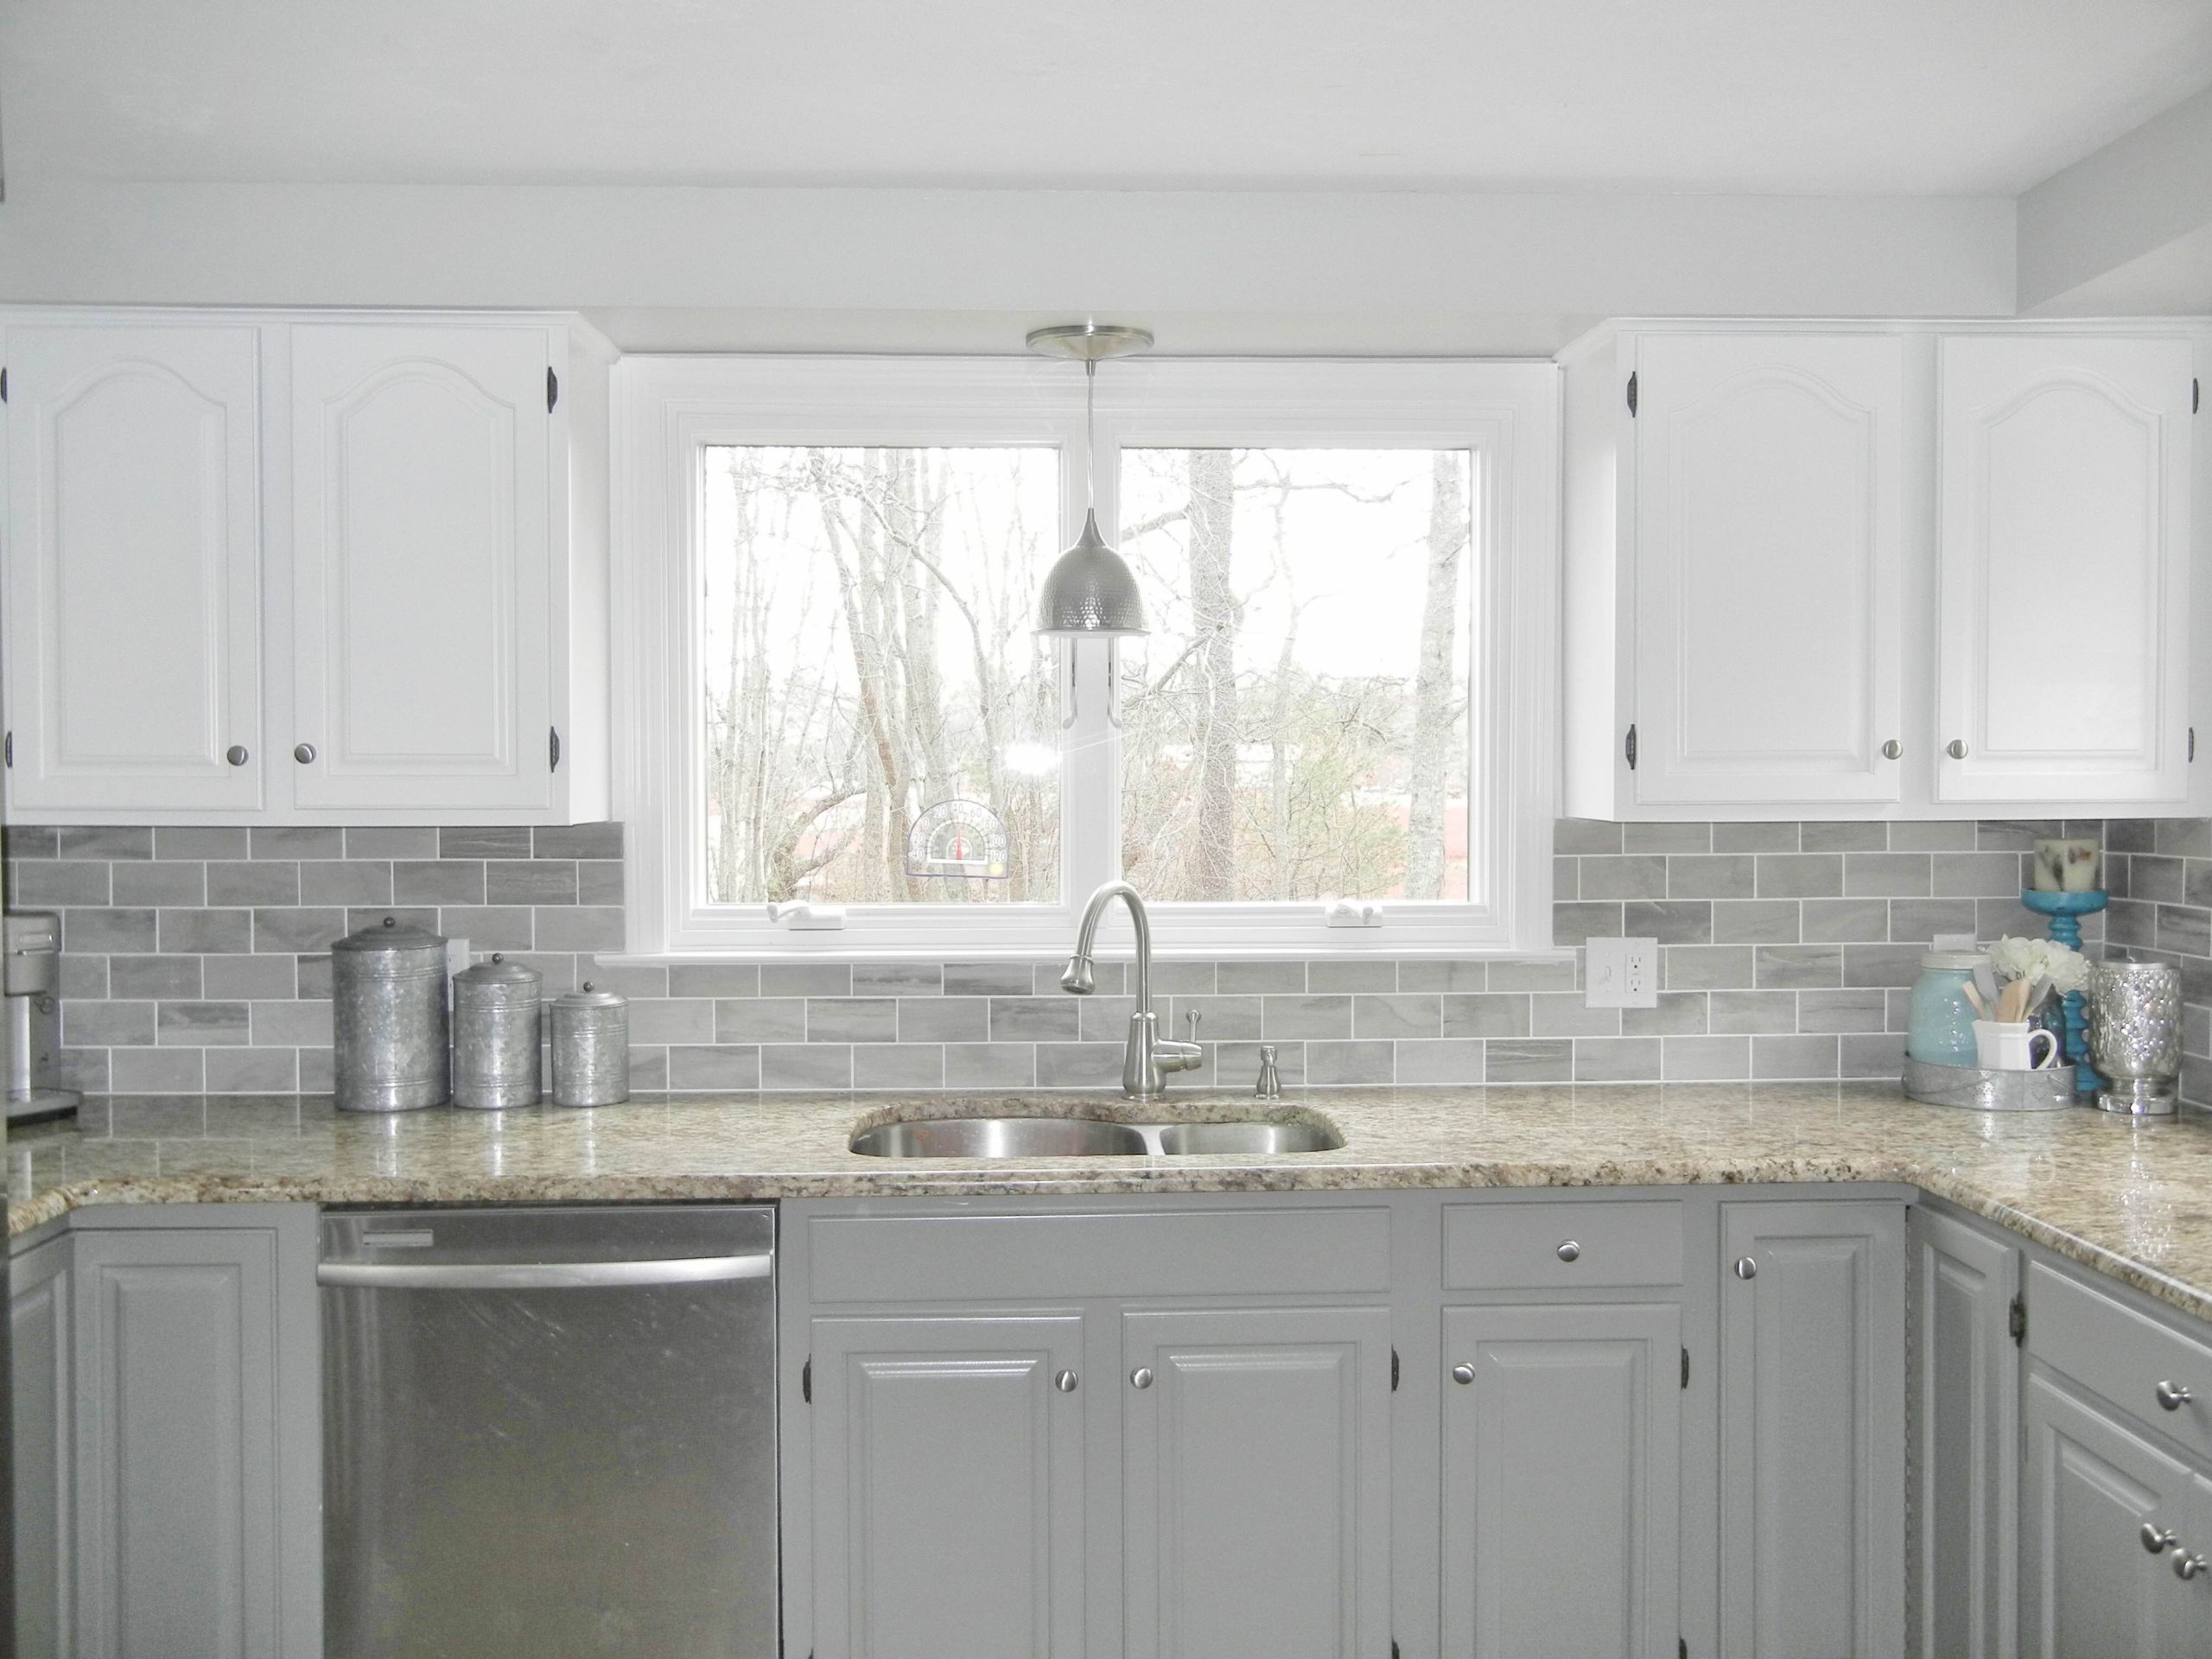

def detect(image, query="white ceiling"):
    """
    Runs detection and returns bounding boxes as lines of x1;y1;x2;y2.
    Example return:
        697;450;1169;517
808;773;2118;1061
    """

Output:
5;0;2210;196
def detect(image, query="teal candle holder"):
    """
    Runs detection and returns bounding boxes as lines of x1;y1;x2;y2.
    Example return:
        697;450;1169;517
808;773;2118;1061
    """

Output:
2018;888;2107;1095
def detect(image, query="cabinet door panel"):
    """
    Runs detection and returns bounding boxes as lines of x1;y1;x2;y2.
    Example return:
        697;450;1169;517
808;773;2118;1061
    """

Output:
1720;1200;1905;1659
1936;335;2193;804
1122;1306;1390;1659
810;1314;1086;1659
2020;1371;2196;1659
1907;1207;2019;1659
1633;334;1904;804
1440;1302;1681;1659
13;1235;74;1659
3;323;263;811
73;1227;281;1659
290;323;551;810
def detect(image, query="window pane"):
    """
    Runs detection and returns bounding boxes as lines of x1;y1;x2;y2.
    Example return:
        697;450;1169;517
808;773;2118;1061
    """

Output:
1118;448;1475;903
699;446;1061;906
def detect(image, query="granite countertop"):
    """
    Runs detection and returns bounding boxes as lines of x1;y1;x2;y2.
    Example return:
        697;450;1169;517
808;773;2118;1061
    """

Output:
12;1084;2212;1324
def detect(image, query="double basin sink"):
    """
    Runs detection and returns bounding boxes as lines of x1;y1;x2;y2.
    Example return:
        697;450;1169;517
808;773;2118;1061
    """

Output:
849;1113;1344;1160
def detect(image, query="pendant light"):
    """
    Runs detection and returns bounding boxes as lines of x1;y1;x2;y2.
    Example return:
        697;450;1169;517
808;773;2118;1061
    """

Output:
1028;323;1153;638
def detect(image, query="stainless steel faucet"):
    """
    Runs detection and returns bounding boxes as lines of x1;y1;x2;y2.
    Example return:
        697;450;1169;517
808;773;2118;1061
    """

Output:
1059;880;1202;1099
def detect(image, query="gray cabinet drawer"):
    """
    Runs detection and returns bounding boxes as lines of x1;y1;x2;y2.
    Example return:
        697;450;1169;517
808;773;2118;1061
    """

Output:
2027;1260;2212;1458
809;1206;1392;1303
1441;1199;1684;1290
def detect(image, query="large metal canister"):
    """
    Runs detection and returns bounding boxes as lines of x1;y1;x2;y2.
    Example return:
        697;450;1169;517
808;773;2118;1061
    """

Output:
452;954;543;1109
332;917;449;1112
550;982;629;1107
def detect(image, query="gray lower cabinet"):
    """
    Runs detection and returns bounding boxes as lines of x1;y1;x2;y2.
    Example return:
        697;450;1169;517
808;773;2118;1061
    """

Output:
808;1313;1089;1659
2020;1369;2205;1659
1120;1306;1391;1659
1719;1199;1906;1659
13;1231;75;1659
1907;1205;2019;1659
1440;1302;1681;1659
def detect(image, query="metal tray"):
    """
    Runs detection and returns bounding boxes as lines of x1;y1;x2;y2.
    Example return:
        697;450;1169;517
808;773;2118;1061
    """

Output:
1903;1057;2078;1112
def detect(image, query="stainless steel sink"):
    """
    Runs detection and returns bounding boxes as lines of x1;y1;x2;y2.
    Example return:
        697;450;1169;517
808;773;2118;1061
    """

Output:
848;1114;1344;1159
849;1117;1151;1160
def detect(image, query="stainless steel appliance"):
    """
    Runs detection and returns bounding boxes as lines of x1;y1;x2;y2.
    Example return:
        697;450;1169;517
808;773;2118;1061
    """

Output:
3;912;78;1125
319;1205;778;1657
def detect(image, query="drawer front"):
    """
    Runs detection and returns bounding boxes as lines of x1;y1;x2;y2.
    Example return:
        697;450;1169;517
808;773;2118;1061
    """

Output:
1442;1199;1684;1290
2027;1260;2212;1458
808;1205;1392;1304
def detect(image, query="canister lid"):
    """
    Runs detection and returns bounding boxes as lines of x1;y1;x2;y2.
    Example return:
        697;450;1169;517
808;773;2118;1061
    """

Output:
1919;950;1987;970
554;980;627;1010
454;952;543;988
334;915;447;954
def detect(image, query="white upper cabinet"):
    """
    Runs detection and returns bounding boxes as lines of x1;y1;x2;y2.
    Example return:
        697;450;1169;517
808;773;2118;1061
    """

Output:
1935;334;2195;805
1;323;264;812
289;324;553;812
1630;333;1906;807
0;308;611;824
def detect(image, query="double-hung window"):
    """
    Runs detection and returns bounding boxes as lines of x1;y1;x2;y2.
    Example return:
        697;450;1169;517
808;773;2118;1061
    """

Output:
614;356;1558;957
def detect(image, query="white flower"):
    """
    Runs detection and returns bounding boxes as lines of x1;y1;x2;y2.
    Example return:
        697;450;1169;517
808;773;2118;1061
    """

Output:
1985;934;2088;995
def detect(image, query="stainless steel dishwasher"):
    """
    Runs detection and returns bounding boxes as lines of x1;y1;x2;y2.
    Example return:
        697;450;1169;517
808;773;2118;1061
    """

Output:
319;1205;777;1658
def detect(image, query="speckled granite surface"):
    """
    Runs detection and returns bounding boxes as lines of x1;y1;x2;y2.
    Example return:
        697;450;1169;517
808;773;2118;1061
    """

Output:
14;1084;2212;1325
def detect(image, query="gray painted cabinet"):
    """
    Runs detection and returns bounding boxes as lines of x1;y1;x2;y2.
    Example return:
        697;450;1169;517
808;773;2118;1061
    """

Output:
808;1313;1089;1659
1907;1205;2019;1659
1121;1306;1391;1659
1719;1200;1906;1659
1440;1302;1681;1659
13;1231;74;1659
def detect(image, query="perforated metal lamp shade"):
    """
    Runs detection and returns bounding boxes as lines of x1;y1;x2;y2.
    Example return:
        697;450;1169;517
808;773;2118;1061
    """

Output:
1036;509;1147;636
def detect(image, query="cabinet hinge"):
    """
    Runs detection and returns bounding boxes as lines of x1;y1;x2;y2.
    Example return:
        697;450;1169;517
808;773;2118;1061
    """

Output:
1390;1347;1399;1391
1626;370;1638;416
1;365;9;403
802;1355;812;1403
550;726;562;772
1625;723;1638;771
1392;1641;1400;1659
2009;1294;2026;1347
2194;378;2200;414
1681;1346;1690;1389
1680;1640;1688;1659
2191;727;2197;763
547;365;559;411
3;730;11;768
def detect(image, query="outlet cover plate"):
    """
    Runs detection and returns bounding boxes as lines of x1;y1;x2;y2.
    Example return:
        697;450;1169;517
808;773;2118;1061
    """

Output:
1587;937;1659;1008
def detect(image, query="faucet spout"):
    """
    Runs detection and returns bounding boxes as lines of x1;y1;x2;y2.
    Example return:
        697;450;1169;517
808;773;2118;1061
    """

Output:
1063;881;1195;1099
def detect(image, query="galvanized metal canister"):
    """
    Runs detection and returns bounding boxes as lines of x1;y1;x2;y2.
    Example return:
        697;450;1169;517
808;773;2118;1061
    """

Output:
452;954;543;1110
332;917;449;1112
550;982;628;1107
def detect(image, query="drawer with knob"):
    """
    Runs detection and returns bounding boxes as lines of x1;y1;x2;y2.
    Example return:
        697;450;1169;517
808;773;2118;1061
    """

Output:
1440;1199;1683;1291
2027;1260;2212;1458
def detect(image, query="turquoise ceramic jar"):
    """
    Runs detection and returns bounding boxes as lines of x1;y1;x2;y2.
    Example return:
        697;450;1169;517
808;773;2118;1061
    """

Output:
1908;950;1986;1066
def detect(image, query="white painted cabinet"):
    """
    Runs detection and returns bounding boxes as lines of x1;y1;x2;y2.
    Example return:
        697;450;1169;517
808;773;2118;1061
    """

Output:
1719;1199;1906;1659
1935;334;2196;805
0;322;265;812
1440;1302;1681;1659
1627;333;1907;807
288;323;556;812
1121;1306;1391;1659
0;308;612;824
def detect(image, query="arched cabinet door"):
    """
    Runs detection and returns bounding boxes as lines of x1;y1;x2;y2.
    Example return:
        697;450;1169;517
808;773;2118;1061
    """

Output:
289;323;554;811
1936;335;2194;805
2;324;264;812
1630;334;1906;806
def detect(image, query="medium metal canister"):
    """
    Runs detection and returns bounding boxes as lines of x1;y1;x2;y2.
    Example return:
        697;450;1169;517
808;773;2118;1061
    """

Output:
452;954;543;1109
332;917;449;1112
550;982;629;1107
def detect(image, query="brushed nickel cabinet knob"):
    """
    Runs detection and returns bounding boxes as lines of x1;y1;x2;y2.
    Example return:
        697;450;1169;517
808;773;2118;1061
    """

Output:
226;745;249;766
294;742;317;764
1947;739;1968;760
1881;739;1902;760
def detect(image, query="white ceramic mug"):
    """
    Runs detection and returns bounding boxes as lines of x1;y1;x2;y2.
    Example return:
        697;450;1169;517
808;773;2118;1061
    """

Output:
1973;1020;2060;1071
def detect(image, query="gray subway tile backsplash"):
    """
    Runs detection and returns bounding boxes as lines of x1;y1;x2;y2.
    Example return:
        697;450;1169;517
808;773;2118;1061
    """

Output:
12;815;2209;1105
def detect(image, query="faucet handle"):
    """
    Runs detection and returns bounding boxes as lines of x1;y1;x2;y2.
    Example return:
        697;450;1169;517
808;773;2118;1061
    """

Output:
1186;1009;1201;1046
1255;1045;1283;1100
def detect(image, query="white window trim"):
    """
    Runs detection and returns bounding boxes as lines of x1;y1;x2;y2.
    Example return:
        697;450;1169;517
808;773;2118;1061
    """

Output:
612;354;1560;959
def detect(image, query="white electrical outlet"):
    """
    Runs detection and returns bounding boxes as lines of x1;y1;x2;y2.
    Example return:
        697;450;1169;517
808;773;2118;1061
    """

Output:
1586;937;1660;1008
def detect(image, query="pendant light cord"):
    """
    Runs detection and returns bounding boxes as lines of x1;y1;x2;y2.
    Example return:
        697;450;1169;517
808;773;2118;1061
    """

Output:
1084;359;1097;513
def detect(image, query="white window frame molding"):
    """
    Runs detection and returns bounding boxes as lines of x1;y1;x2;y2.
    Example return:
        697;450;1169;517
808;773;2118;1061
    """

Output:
612;353;1560;959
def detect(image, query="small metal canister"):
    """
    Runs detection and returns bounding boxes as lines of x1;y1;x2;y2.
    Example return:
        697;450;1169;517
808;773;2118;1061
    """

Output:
332;917;449;1112
452;954;543;1109
550;982;628;1107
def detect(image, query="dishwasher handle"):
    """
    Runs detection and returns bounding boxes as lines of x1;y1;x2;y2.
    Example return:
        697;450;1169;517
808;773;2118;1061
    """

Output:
316;1252;772;1291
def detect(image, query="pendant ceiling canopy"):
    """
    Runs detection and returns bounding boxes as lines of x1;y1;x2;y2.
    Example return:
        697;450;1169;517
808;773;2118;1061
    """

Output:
1030;324;1153;639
